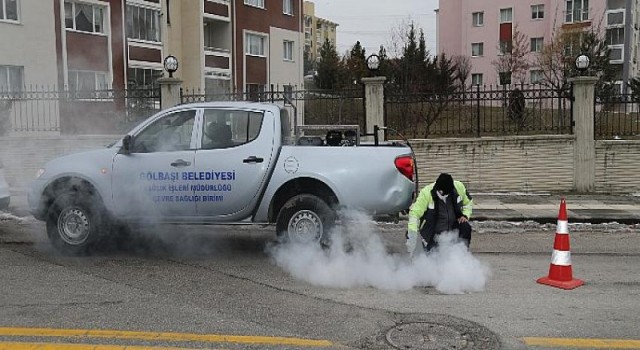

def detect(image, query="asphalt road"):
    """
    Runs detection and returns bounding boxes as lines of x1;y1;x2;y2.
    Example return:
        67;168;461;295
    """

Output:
1;216;639;350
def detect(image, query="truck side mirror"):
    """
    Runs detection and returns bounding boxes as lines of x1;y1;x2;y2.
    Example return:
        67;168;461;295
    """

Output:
121;135;133;155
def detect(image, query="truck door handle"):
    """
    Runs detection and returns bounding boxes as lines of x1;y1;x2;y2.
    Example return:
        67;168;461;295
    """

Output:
243;156;264;164
170;159;191;167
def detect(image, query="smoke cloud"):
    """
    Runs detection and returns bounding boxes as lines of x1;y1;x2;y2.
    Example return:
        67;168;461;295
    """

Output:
268;211;491;294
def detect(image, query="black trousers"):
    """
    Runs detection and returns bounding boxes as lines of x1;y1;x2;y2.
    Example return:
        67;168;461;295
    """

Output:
423;221;472;251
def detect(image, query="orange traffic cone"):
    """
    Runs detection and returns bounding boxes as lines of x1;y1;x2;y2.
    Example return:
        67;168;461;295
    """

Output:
537;198;584;290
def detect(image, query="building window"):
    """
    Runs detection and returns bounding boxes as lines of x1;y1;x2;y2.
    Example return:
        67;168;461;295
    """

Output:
126;5;161;42
68;70;108;91
472;12;483;27
530;70;543;84
0;65;23;92
64;1;105;34
246;83;265;101
471;73;483;86
500;8;512;23
531;4;544;19
499;41;512;55
531;37;544;53
607;11;624;26
606;28;625;45
565;0;589;23
0;0;18;21
246;33;266;56
471;42;484;57
607;0;625;9
127;67;162;89
609;47;623;62
244;0;264;9
283;0;293;15
283;40;294;61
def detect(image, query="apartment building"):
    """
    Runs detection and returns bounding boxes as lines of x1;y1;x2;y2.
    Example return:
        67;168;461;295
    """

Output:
0;0;59;91
234;0;304;94
0;0;303;94
437;0;638;92
302;1;337;63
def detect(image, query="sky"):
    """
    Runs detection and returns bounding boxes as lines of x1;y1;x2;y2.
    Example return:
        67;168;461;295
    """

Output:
312;0;439;58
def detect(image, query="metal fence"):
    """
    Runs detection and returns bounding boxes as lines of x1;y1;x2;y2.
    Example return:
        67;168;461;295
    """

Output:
384;84;573;138
595;94;640;139
0;87;160;134
181;87;365;130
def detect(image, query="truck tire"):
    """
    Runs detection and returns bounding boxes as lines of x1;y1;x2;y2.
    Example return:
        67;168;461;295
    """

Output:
276;194;336;244
46;192;107;255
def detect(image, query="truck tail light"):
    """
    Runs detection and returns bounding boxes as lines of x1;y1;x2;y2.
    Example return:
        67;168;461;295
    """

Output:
395;155;414;181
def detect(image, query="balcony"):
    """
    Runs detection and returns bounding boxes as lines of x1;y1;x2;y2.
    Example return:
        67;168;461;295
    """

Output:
564;9;589;24
204;48;231;79
204;0;230;20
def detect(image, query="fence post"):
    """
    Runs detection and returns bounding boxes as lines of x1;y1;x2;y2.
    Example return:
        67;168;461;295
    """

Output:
157;77;183;109
568;76;598;192
362;76;386;141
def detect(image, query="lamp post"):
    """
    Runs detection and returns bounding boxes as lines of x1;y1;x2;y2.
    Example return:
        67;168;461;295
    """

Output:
575;54;590;76
366;54;380;77
163;55;179;78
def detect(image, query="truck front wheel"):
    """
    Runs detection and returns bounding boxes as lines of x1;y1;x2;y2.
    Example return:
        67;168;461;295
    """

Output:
46;192;107;255
276;194;335;244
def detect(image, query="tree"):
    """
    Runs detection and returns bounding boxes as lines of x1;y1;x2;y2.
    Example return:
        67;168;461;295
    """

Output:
537;26;614;98
344;41;367;84
491;25;531;85
314;39;343;90
303;47;315;76
451;55;471;88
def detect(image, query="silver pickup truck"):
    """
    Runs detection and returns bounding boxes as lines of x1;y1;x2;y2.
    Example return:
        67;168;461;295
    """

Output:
28;102;415;254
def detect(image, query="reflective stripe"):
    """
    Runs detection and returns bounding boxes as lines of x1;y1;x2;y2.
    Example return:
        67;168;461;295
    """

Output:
557;220;568;234
428;202;435;210
457;196;462;203
551;250;572;266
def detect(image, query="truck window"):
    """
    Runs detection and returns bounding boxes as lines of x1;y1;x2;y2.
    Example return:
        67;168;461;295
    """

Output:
201;109;264;149
133;110;196;153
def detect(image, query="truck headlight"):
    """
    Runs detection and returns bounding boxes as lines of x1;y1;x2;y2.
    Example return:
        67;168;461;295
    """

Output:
36;168;46;179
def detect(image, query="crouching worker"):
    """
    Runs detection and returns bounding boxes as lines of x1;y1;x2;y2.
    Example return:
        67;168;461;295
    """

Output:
406;173;473;256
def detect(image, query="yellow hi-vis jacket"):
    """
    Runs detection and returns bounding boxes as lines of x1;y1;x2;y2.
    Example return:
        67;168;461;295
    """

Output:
407;180;473;233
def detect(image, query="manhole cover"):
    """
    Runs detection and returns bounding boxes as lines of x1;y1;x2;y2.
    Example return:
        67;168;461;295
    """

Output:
386;322;471;349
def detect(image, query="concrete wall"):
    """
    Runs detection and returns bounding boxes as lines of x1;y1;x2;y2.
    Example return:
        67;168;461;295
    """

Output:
411;135;575;193
596;140;640;193
2;135;639;195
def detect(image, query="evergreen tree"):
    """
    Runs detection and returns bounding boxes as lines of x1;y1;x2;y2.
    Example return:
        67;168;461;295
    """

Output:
315;39;342;90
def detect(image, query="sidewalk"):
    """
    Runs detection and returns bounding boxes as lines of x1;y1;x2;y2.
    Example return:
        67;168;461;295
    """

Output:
3;190;640;225
473;193;640;224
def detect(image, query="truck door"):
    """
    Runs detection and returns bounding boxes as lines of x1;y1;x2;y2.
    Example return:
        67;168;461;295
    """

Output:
111;109;199;219
194;108;276;219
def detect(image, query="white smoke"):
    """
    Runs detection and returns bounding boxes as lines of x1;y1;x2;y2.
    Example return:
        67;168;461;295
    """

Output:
268;211;491;295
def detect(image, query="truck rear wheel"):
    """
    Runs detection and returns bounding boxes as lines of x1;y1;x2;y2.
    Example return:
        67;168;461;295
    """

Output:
46;192;106;255
276;194;335;244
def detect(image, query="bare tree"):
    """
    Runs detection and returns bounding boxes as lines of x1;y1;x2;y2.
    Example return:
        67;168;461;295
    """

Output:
492;25;531;85
452;55;471;87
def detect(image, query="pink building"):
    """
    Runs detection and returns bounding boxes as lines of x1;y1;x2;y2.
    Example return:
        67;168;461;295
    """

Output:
436;0;637;92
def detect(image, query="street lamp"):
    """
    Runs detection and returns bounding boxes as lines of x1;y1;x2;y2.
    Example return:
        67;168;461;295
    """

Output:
366;54;380;75
575;54;590;75
163;55;179;78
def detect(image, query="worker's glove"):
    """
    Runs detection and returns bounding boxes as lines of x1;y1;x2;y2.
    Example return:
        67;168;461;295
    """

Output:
406;229;419;257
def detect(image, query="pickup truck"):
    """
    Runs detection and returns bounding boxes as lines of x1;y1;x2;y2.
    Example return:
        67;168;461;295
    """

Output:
28;102;415;255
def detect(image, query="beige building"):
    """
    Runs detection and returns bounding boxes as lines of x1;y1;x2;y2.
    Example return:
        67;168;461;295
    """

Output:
0;0;58;89
303;1;338;64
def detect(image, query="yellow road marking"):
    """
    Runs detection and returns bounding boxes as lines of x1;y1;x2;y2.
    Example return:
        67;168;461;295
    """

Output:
0;327;333;347
0;342;222;350
523;337;640;349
